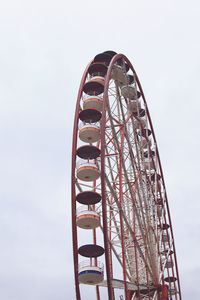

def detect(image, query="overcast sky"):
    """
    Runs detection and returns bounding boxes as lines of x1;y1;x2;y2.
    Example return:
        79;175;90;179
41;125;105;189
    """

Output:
0;0;199;299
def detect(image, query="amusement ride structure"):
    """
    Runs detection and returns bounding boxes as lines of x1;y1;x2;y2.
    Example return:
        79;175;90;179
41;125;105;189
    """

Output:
71;51;181;299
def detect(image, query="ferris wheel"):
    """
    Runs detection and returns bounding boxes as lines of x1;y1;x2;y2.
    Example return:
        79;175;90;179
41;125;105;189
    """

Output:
71;51;182;300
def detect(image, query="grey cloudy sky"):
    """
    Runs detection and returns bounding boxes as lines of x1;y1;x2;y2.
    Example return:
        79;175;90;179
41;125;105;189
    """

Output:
0;0;199;299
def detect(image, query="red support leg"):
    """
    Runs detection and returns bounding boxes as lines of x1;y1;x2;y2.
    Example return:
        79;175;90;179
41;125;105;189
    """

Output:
159;284;169;300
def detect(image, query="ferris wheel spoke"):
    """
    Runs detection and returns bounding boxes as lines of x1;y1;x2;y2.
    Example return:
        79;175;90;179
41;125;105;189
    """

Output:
104;172;154;280
104;146;133;277
98;223;132;282
115;100;160;279
106;96;157;280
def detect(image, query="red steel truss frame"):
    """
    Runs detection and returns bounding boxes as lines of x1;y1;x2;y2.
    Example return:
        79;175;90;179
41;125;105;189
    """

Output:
71;53;181;300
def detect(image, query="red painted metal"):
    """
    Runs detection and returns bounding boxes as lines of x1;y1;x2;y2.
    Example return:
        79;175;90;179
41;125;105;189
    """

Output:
71;52;181;299
119;53;182;299
71;61;93;300
119;126;128;299
132;58;182;299
161;284;168;300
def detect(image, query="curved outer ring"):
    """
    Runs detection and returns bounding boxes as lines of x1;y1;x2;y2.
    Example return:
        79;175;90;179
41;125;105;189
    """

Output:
71;54;182;300
71;61;92;300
